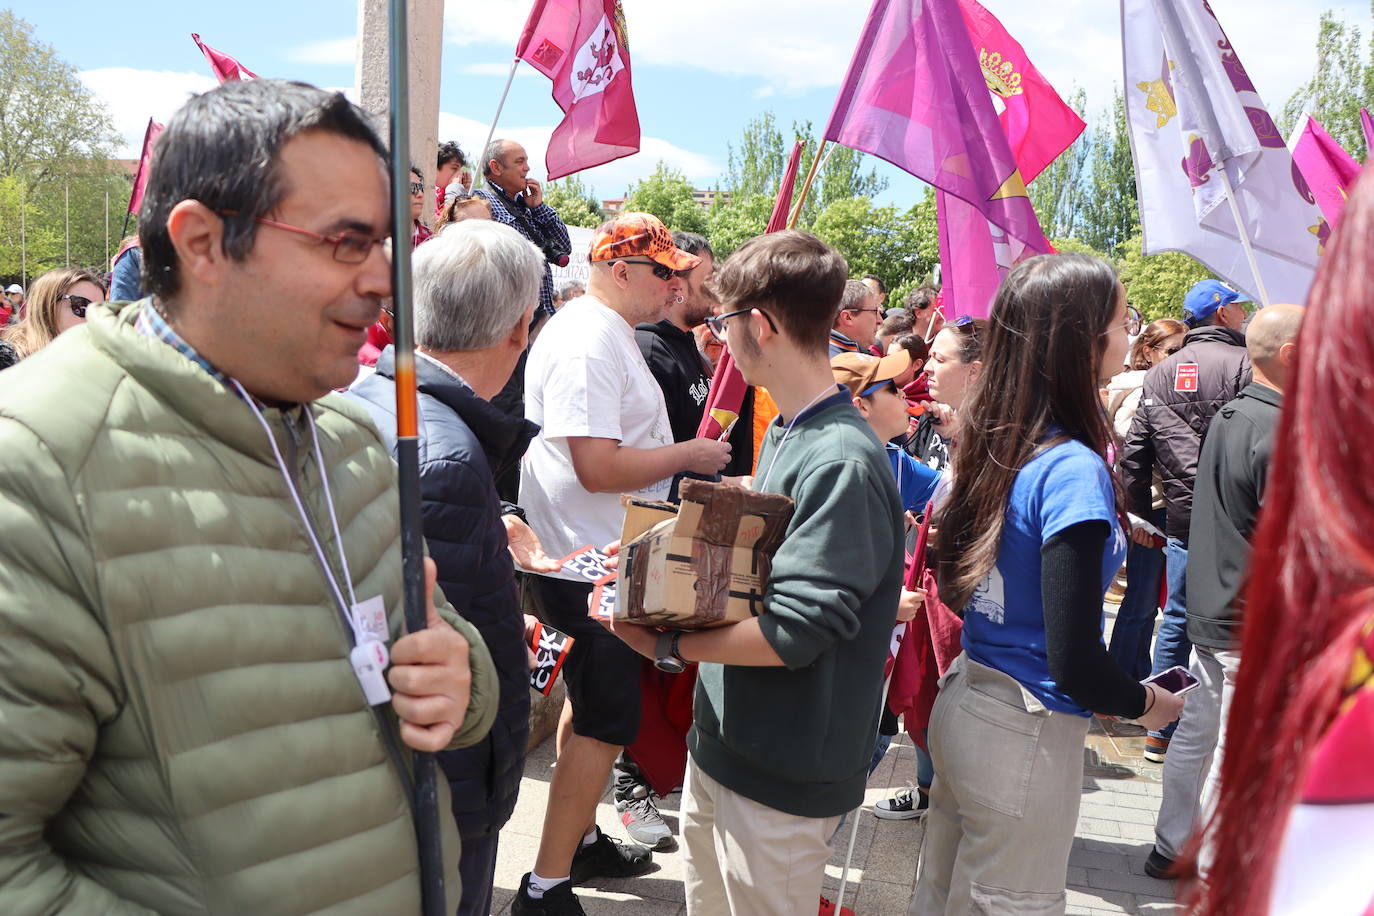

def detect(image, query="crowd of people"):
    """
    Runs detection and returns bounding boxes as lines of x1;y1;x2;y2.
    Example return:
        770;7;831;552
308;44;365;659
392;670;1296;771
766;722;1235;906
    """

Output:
0;76;1367;916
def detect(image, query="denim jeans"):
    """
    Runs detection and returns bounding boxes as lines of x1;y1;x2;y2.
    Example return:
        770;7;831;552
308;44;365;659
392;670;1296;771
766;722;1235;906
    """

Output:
1149;537;1192;740
869;731;934;787
1107;508;1167;682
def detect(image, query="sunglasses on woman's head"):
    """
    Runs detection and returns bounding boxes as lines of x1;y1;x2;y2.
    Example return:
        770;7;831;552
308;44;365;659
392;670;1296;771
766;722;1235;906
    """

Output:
61;294;94;318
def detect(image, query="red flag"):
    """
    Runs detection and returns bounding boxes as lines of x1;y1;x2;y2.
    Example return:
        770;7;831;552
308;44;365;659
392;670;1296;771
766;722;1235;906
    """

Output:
693;142;805;441
766;141;805;233
957;0;1085;184
191;33;257;83
127;118;164;216
516;0;639;180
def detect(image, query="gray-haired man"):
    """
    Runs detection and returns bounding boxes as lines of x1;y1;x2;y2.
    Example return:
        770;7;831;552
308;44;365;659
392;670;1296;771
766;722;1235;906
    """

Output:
347;219;564;916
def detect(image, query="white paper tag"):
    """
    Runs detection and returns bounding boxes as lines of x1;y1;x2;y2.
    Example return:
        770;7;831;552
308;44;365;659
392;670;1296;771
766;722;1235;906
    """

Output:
351;639;392;706
351;595;389;646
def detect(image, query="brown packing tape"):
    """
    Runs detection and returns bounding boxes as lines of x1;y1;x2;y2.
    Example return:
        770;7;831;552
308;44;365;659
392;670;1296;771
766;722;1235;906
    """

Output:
616;479;796;629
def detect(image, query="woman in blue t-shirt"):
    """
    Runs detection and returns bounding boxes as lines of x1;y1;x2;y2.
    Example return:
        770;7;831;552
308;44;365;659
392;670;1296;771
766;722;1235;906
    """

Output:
911;254;1185;915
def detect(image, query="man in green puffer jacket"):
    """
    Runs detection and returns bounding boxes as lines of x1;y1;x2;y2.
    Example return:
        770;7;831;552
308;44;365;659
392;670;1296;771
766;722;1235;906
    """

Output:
0;79;498;915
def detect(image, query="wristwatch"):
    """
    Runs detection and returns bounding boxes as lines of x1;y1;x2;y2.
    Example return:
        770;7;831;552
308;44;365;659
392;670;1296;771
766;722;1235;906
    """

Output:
653;630;688;674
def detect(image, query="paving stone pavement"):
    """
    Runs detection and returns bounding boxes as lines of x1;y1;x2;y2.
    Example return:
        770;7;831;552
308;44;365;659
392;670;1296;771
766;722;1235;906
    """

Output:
491;602;1183;915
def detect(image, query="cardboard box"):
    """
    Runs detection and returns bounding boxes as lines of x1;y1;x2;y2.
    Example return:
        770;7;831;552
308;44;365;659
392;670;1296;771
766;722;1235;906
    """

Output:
616;479;795;629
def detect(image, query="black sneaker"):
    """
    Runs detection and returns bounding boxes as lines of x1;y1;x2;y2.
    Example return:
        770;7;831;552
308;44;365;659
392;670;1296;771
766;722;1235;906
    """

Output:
569;827;653;885
510;873;586;915
872;785;929;820
1143;847;1176;880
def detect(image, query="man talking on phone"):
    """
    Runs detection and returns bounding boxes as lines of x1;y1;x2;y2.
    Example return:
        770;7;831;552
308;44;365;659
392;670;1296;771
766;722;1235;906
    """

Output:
476;140;572;326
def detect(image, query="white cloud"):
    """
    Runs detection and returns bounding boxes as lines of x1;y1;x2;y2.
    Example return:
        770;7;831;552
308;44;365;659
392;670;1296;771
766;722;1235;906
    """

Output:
440;0;1359;115
76;66;719;197
286;37;357;66
436;112;719;197
80;68;219;156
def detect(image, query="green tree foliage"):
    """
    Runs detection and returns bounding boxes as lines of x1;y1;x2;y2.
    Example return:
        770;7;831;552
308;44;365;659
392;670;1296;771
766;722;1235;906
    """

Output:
1117;233;1214;323
725;112;788;200
1030;87;1090;239
0;11;124;282
706;192;772;259
621;162;708;234
811;195;938;298
1078;95;1139;257
544;174;604;228
1279;6;1373;160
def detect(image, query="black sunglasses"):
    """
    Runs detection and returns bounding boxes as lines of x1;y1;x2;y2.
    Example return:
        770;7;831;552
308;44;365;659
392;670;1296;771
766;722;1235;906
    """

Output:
705;306;780;342
61;294;96;318
1157;345;1182;355
614;259;677;281
408;181;424;195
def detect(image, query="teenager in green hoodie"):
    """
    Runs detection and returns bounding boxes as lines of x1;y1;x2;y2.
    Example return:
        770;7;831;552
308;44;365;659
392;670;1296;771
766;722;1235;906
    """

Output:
605;231;905;915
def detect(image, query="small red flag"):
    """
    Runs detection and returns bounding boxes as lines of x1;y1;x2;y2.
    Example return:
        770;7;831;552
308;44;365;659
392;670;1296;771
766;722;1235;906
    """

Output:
127;118;164;216
694;142;806;441
191;33;257;83
515;0;640;179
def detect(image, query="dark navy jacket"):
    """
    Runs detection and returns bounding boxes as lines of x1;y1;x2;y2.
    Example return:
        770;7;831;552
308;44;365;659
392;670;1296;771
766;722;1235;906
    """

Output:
348;347;538;837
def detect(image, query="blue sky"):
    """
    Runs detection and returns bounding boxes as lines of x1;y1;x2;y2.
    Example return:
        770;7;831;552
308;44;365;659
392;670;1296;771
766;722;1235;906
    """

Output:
15;0;1367;208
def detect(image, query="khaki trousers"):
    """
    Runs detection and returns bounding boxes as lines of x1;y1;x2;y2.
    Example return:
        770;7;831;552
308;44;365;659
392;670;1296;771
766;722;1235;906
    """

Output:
911;655;1091;915
682;756;841;916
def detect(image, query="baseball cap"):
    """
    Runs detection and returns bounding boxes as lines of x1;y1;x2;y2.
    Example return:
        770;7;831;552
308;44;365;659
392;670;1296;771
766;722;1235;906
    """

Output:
831;350;914;398
589;212;701;272
1183;279;1244;321
5;284;22;294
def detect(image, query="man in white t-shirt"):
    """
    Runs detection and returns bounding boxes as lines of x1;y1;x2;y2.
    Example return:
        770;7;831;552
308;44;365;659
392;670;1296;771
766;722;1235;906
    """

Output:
513;212;731;915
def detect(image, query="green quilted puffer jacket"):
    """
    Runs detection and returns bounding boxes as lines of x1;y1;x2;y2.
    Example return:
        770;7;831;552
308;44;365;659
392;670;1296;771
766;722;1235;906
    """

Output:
0;302;498;915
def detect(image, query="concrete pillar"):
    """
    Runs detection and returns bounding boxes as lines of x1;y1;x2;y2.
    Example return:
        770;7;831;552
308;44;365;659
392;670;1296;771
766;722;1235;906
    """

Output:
356;0;444;227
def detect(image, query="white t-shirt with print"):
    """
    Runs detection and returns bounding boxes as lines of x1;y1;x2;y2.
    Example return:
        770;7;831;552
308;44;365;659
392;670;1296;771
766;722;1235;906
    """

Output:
520;295;674;579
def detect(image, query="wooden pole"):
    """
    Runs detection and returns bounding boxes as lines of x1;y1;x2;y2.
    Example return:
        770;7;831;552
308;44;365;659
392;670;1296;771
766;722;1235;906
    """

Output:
787;139;829;229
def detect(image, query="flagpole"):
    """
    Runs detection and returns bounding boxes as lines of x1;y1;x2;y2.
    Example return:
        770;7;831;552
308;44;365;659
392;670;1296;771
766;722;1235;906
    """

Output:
787;139;828;228
481;58;520;178
386;0;446;912
1216;164;1272;308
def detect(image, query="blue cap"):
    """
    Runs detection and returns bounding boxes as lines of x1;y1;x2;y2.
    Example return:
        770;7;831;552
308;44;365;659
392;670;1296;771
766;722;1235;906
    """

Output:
1182;279;1243;321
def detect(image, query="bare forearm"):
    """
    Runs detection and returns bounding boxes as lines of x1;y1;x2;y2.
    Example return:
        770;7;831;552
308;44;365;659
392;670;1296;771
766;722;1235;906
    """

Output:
573;442;691;494
676;618;786;667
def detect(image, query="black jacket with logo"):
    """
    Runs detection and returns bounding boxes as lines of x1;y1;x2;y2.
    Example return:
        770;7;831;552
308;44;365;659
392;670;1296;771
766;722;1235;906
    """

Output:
635;319;754;478
1121;325;1251;539
1185;383;1281;649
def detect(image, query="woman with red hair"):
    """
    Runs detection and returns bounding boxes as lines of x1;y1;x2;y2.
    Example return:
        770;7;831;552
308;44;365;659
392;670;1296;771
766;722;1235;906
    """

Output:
1188;171;1374;915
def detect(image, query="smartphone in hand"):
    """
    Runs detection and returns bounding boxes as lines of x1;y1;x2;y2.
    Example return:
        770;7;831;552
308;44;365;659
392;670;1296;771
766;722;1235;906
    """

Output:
1143;665;1201;697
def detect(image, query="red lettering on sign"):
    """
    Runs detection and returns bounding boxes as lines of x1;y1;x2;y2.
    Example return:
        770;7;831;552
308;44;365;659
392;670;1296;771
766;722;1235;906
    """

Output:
1174;363;1199;393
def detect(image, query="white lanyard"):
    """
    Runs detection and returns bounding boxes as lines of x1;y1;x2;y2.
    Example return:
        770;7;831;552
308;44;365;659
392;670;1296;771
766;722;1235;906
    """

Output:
756;385;838;493
233;381;358;617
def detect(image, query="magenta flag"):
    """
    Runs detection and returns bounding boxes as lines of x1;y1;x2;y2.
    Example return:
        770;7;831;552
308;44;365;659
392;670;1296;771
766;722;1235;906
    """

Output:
957;0;1085;184
127;119;164;215
823;0;1048;252
192;33;257;83
516;0;639;180
937;191;1000;320
1362;108;1374;158
1292;114;1361;227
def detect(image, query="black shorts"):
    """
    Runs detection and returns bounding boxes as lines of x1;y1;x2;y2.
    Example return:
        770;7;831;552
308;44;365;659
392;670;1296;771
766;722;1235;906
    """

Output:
529;575;643;746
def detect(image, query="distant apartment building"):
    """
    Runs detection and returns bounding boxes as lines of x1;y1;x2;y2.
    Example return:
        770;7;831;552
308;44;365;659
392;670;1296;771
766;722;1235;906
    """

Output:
602;187;731;216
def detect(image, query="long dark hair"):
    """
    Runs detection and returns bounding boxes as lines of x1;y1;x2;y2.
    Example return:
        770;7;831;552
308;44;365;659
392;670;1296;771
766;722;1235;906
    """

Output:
935;253;1122;610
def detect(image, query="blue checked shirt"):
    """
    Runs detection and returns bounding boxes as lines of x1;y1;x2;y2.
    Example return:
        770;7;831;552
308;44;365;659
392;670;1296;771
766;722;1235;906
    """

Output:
475;185;571;318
